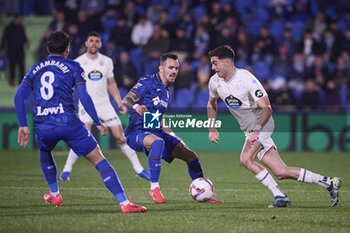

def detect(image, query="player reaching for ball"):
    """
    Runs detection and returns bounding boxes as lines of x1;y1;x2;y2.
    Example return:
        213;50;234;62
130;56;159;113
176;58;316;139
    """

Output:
122;52;223;204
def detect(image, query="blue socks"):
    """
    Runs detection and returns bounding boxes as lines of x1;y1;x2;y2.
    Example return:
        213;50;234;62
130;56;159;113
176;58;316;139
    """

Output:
39;150;58;193
148;140;164;183
187;158;204;180
95;159;127;203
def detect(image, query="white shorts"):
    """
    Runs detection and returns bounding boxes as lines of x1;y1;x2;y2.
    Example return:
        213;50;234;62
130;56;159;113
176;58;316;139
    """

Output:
244;130;277;161
78;104;121;127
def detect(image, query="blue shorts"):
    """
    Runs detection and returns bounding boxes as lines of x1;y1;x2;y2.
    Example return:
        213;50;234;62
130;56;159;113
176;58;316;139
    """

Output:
35;123;98;157
126;130;180;163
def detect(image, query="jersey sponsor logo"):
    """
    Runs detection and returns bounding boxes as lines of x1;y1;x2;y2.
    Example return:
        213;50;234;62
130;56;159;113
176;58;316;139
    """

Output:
143;110;162;129
255;89;263;98
36;103;65;116
225;95;242;109
87;70;103;81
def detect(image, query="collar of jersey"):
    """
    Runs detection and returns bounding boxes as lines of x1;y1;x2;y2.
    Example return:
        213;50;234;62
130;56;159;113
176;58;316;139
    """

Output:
225;68;237;83
156;73;169;88
49;53;65;57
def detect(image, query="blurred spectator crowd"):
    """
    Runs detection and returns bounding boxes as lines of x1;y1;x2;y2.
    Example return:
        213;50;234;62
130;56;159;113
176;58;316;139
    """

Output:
1;0;350;112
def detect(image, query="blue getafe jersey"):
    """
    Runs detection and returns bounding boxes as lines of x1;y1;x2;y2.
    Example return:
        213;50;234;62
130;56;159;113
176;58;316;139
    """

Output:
126;73;170;133
23;54;85;126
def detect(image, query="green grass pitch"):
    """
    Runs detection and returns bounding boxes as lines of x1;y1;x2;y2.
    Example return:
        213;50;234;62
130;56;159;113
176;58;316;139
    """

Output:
0;150;349;233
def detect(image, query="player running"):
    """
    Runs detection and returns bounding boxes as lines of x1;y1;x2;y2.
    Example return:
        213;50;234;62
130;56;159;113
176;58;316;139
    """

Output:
207;45;342;208
60;32;150;181
122;52;222;204
14;31;147;214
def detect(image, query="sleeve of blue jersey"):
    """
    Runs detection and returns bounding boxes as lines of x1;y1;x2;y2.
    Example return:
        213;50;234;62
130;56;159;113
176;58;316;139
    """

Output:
76;84;101;126
131;76;149;98
74;65;86;87
14;82;32;127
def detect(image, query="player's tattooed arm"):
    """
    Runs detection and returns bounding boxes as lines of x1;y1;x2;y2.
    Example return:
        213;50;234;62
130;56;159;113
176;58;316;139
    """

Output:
122;91;140;109
122;90;148;115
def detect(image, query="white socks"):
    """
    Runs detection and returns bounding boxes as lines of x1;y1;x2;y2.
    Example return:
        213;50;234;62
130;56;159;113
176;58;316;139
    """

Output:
150;182;160;190
256;168;285;197
62;149;79;172
63;145;144;174
120;143;144;174
119;199;130;205
297;168;331;188
51;191;60;196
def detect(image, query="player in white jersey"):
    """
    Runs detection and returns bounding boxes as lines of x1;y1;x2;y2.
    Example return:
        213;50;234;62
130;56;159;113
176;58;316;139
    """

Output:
206;45;342;207
60;32;150;181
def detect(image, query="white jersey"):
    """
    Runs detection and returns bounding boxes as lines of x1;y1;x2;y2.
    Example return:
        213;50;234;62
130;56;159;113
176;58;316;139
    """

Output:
208;68;274;133
75;53;114;106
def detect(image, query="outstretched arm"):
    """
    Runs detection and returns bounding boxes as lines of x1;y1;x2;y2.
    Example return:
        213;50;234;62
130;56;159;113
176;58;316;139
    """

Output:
207;96;219;144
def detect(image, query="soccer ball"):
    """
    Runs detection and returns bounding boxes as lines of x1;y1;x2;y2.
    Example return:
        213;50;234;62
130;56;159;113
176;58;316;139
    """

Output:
189;177;214;202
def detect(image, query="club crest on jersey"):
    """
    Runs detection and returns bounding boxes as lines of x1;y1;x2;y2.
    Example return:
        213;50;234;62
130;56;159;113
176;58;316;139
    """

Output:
225;95;242;109
88;70;103;81
255;89;263;98
152;96;160;105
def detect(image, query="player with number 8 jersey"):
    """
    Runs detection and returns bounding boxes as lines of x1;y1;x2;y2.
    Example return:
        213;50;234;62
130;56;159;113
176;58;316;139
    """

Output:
24;53;84;126
14;31;147;214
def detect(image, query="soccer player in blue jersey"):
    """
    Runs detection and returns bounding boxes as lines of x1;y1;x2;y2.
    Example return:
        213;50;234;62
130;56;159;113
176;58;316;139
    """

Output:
59;31;150;182
14;31;147;214
122;53;222;204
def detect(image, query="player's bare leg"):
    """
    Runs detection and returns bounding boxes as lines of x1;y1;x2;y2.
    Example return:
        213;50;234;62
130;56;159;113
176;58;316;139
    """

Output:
110;125;150;180
143;134;166;203
261;148;300;179
262;148;342;206
241;140;289;207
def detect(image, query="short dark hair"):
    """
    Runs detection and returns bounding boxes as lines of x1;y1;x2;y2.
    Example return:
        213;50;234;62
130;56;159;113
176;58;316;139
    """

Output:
160;52;178;64
86;31;100;39
208;45;235;61
47;31;71;53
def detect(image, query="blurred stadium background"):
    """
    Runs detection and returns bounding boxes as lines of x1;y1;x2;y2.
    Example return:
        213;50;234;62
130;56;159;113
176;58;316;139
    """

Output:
0;0;349;151
1;2;350;233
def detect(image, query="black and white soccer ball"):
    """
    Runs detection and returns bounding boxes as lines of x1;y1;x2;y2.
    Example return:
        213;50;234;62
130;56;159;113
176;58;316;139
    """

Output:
189;177;214;201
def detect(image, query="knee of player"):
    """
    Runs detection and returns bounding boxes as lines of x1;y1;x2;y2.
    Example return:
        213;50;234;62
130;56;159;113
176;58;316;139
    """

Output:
151;139;165;147
179;142;198;160
240;155;253;168
274;168;289;180
116;137;126;144
149;139;165;160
